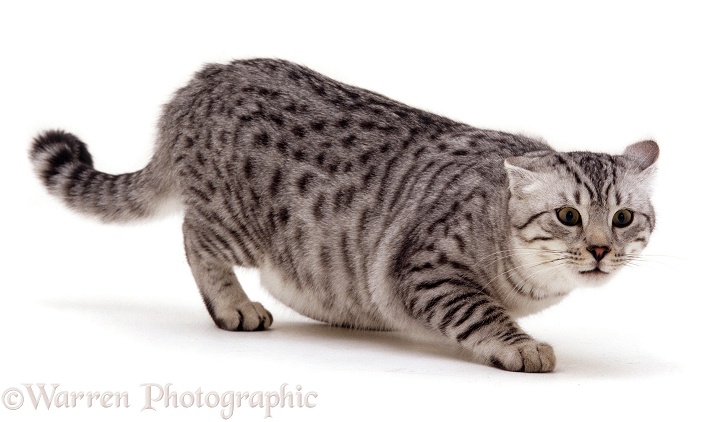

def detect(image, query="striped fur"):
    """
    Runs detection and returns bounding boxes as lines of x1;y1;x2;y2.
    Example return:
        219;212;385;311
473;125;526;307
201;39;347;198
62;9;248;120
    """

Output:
30;59;658;372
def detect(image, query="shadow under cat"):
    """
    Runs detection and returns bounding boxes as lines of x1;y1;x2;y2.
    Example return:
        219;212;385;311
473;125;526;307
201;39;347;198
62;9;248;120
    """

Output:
44;299;674;379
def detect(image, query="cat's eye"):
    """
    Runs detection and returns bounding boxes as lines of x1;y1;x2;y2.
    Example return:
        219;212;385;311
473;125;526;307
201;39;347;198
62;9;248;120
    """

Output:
612;209;634;228
556;207;581;226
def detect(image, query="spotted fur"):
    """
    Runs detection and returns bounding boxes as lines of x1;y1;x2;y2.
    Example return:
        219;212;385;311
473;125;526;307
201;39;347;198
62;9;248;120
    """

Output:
30;59;659;372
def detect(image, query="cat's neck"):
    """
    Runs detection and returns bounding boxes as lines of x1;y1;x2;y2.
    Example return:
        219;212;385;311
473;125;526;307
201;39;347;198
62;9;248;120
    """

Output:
490;245;571;318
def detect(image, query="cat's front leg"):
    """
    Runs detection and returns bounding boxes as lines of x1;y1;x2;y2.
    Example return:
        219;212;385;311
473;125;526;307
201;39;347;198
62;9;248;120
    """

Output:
393;270;555;372
475;334;556;373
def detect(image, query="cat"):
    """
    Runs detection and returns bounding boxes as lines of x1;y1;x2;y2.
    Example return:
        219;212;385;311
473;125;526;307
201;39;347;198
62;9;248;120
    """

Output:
29;58;658;372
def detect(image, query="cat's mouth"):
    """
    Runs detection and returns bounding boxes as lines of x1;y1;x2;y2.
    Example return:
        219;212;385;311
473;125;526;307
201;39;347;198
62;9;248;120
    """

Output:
579;268;609;276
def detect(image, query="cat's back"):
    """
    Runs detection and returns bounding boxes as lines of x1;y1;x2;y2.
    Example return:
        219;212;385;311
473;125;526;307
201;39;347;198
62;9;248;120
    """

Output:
163;58;547;179
163;58;466;147
162;59;551;235
161;58;472;211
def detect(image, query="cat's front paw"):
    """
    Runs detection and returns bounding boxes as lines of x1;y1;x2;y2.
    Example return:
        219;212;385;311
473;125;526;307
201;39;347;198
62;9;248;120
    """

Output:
213;301;273;332
484;340;556;373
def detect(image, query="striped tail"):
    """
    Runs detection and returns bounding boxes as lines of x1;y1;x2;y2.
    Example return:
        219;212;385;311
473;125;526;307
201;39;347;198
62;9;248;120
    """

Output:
29;130;177;222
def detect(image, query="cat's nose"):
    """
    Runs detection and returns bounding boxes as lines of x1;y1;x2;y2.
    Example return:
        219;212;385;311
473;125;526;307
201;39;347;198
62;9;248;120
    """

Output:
587;246;610;262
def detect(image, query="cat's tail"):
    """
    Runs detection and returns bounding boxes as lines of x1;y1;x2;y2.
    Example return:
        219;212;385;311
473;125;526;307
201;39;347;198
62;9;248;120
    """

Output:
29;129;178;222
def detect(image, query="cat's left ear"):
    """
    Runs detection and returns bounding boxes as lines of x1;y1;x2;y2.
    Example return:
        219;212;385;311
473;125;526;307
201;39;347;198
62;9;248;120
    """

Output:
623;140;659;172
504;156;543;197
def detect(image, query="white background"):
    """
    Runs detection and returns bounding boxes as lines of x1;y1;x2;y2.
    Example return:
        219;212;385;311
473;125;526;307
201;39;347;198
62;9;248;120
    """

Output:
2;1;726;420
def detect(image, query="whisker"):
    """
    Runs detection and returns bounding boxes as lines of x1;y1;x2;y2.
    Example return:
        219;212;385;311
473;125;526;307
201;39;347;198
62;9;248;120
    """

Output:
482;257;570;295
487;257;567;285
632;253;686;260
618;254;680;271
473;247;563;266
474;248;569;274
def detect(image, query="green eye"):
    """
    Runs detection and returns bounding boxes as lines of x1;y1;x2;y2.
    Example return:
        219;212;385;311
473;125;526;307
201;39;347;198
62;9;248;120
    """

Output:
612;209;634;228
556;207;581;226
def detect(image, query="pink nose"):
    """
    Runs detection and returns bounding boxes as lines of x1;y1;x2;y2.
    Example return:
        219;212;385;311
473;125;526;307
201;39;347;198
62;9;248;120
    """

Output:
587;246;610;262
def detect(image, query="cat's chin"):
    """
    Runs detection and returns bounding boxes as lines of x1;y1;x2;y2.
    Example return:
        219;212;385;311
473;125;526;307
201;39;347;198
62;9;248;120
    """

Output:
576;269;613;286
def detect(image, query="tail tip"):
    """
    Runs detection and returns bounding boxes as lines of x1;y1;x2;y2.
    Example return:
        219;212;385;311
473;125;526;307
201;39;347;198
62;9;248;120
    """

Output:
31;130;93;165
30;130;94;186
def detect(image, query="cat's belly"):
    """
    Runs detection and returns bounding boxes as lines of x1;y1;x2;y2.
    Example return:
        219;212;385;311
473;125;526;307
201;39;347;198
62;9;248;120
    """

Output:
258;263;391;330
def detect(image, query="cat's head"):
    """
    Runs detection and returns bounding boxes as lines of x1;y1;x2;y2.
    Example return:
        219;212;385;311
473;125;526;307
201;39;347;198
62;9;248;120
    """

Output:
503;140;658;295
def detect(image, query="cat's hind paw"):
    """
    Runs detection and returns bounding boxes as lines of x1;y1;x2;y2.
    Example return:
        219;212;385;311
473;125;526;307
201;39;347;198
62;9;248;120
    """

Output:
213;301;273;332
486;340;556;373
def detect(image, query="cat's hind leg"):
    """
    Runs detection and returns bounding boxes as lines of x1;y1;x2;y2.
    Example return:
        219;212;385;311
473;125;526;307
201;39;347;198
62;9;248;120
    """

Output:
183;218;273;331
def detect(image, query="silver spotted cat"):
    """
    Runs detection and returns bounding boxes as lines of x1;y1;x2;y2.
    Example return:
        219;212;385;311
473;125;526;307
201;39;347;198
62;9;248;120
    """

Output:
30;59;658;372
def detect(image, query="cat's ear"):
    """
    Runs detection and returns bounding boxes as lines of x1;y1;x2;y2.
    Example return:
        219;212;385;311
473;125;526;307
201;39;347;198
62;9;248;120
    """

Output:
623;140;659;172
504;157;542;196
